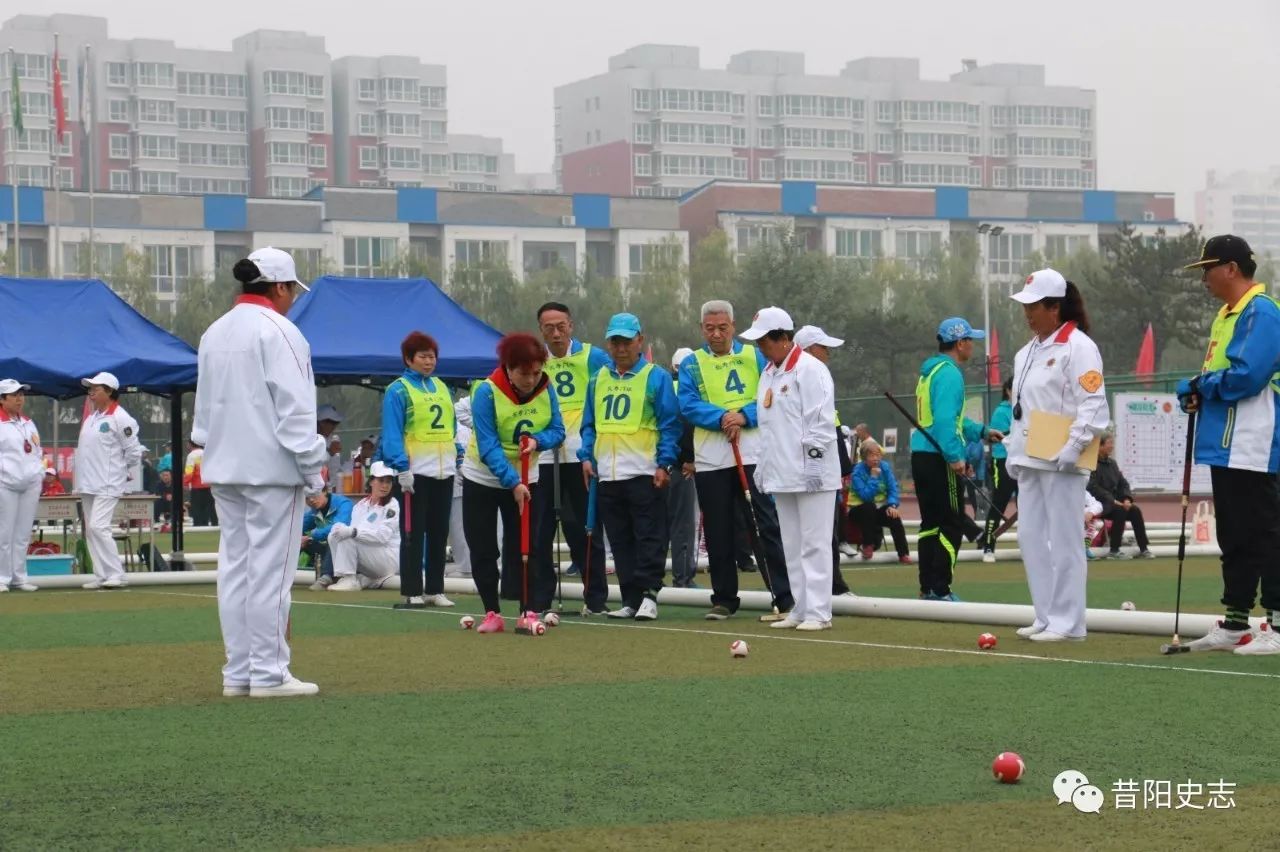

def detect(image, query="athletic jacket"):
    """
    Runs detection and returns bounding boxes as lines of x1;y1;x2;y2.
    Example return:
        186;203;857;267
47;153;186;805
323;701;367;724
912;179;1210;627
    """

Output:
75;403;144;496
753;346;841;494
989;400;1013;460
1179;284;1280;472
462;368;565;490
0;409;43;492
579;356;681;482
192;294;329;486
332;497;401;551
908;354;986;462
850;460;900;508
378;369;458;479
302;492;354;543
540;339;611;466
1086;456;1133;514
677;341;767;471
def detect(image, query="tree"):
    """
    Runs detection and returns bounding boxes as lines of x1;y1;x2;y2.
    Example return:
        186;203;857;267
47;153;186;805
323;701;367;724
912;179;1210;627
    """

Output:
170;272;236;347
624;236;693;365
448;257;521;330
688;229;738;312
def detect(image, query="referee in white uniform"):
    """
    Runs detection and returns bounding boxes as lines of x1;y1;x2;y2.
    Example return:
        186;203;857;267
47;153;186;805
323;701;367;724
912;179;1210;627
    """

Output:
1004;270;1109;642
193;247;328;698
76;371;144;590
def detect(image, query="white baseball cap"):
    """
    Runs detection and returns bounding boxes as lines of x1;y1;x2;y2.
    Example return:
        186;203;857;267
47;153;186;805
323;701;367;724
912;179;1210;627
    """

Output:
1011;269;1067;304
316;404;344;423
794;325;844;350
0;378;30;395
247;246;310;292
81;371;120;391
368;461;395;479
671;347;694;370
739;306;794;341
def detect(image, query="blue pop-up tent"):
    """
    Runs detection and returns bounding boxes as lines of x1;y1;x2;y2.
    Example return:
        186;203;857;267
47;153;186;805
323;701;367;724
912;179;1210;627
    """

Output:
0;277;197;398
287;276;502;382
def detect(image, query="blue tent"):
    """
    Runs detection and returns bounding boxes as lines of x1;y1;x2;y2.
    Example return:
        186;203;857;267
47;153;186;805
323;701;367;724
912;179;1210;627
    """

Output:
288;276;502;382
0;277;198;398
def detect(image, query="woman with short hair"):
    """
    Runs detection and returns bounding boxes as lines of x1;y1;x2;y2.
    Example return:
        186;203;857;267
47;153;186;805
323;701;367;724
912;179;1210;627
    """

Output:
76;371;144;590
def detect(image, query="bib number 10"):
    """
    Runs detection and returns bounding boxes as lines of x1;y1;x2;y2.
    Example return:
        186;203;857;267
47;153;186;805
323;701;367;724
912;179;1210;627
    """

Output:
600;393;632;421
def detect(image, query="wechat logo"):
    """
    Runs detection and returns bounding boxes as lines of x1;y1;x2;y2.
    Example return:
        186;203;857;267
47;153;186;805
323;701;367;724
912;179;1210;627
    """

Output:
1054;769;1104;814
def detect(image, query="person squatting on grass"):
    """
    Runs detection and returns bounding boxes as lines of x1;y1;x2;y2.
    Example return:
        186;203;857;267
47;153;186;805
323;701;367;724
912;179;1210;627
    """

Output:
325;461;401;592
848;440;911;562
1086;434;1155;560
302;489;354;590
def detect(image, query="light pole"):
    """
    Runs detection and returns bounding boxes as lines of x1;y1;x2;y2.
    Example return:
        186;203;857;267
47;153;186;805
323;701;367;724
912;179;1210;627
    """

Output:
976;223;1004;423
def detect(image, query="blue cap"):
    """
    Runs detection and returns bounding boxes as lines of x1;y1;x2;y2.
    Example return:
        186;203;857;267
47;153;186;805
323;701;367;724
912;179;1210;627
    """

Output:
937;317;985;343
605;312;642;339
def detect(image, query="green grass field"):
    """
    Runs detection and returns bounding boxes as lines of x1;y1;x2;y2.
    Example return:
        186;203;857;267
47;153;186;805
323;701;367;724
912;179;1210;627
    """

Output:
4;555;1278;850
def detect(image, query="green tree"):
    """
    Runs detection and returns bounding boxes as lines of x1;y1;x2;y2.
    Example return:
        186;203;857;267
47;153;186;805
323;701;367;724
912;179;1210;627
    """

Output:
624;236;693;365
688;228;738;311
170;272;236;347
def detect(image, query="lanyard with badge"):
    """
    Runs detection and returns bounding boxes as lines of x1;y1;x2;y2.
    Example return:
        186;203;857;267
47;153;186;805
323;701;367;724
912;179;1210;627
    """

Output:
7;419;32;453
1012;338;1045;422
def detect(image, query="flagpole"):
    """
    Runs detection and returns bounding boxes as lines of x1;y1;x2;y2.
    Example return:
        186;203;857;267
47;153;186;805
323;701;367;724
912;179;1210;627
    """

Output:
52;32;61;277
8;47;19;276
83;42;94;277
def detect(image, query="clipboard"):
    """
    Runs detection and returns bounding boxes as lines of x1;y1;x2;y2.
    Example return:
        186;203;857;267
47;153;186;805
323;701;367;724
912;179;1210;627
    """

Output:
1026;410;1101;471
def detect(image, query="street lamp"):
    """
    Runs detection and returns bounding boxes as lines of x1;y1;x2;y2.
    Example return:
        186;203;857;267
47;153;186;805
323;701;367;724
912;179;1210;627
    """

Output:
976;223;1005;423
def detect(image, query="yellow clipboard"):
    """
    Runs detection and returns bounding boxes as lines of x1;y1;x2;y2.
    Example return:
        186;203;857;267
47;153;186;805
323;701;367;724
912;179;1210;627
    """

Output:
1026;410;1101;471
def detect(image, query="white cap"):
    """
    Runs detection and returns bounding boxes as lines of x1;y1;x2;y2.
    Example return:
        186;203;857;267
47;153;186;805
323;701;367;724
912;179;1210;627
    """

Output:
1011;269;1067;304
81;371;120;391
794;325;844;350
316;404;344;423
368;461;395;479
247;246;310;292
739;306;794;341
671;347;694;370
0;378;30;395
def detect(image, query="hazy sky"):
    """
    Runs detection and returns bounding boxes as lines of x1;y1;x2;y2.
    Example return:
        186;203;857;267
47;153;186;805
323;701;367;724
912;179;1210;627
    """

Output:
7;0;1277;219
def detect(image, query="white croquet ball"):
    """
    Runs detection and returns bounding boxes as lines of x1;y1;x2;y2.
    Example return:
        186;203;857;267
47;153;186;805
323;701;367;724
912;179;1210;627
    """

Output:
543;611;561;627
459;615;475;630
532;620;547;636
1121;601;1136;611
730;640;749;658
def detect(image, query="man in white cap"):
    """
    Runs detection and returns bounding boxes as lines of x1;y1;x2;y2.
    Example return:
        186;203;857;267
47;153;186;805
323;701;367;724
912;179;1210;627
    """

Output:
668;346;699;588
193;246;327;698
75;371;144;590
316;404;347;492
741;307;840;630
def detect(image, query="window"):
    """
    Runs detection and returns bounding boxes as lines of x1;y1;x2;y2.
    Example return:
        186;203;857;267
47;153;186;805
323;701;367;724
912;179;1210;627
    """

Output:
834;229;882;259
1015;167;1086;189
268;141;307;165
658;88;737;114
209;73;246;98
633;122;652;144
357;112;376;135
990;105;1010;127
264;70;306;96
4;91;50;117
424;153;449;175
992;166;1008;188
758;127;774;148
628;242;680;276
852;162;868;184
877;163;894;185
901;132;971;154
1016;136;1087;158
423;120;447;143
13;128;50;152
306;75;324;98
266;106;307;130
385;146;419;169
757;95;773;117
308;111;325;133
897;231;943;266
341;237;399;276
420;86;446;109
782;127;854;150
735;224;779;256
137;99;176;123
632;88;651;111
454;239;506;268
452;152;498;174
988;232;1034;276
991;136;1008;157
108;134;130;159
876;101;897;123
659;154;737;178
358;146;378;169
9;164;49;186
134;62;175;88
137;170;177;193
633;154;652;177
758;158;775;180
1014;105;1090;128
634;186;654;197
106;62;128;86
379;77;418;103
876;133;894;154
63;242;126;276
899;100;979;124
146;245;199;295
179;109;246;132
268;176;310;197
1044;234;1090;260
357;78;377;101
109;170;130;191
108;98;129;122
383;112;419;136
451;181;495;192
782;158;854;182
307;144;327;167
178;71;206;95
11;53;48;80
138;135;177;159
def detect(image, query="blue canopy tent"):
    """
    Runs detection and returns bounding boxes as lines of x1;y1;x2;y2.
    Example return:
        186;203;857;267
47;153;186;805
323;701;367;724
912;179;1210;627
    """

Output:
287;276;502;383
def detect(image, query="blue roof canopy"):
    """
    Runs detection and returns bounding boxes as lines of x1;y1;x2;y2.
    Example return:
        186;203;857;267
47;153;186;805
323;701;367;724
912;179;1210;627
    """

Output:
287;276;502;382
0;277;197;398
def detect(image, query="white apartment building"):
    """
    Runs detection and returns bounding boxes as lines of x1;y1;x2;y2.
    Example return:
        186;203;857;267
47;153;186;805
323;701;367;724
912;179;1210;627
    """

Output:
554;45;1097;197
1196;168;1280;260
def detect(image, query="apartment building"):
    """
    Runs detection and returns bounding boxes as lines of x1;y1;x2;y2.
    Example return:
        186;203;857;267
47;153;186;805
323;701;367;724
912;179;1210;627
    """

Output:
554;45;1097;197
1196;168;1280;260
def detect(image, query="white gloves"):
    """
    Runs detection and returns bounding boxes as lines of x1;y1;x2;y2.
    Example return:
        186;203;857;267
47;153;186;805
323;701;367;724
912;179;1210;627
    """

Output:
1054;442;1083;471
803;454;826;493
398;471;415;493
303;474;325;497
328;523;352;542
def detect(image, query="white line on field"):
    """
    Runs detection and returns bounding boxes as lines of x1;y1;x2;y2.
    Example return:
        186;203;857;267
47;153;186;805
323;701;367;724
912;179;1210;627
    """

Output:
136;591;1280;682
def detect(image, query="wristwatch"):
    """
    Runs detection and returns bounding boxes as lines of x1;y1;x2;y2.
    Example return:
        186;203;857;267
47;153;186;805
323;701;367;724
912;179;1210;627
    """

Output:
807;448;824;459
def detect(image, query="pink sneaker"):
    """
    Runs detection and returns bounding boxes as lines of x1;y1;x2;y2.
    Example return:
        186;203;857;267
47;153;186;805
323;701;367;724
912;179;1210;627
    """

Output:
476;611;505;634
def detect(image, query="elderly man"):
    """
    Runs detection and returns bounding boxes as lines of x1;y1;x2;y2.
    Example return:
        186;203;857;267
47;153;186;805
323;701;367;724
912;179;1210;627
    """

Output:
1087;435;1154;560
677;300;794;621
317;404;347;491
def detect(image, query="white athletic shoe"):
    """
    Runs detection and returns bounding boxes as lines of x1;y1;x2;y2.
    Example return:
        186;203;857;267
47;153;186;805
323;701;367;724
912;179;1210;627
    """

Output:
101;577;128;589
424;594;455;607
607;605;637;619
222;684;250;697
1186;621;1254;652
11;583;38;592
838;543;857;558
250;677;319;698
328;575;363;592
308;576;333;592
1016;624;1046;638
635;598;658;621
769;616;802;629
369;574;398;590
1234;624;1280;655
1028;631;1085;643
982;551;996;564
81;579;104;590
795;620;833;632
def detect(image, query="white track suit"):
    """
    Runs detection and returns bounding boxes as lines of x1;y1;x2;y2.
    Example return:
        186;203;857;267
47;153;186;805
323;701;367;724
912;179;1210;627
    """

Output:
0;410;44;587
330;498;401;587
193;295;328;690
1005;321;1110;638
753;346;841;624
76;403;144;584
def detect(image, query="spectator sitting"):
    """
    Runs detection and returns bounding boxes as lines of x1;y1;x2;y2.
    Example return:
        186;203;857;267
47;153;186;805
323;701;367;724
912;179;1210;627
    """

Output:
848;439;912;563
326;461;401;592
41;465;66;496
303;489;355;590
1087;434;1154;559
153;468;174;523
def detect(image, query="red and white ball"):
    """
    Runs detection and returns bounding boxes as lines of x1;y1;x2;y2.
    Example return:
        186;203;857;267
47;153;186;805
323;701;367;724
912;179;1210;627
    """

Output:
992;751;1025;784
459;615;475;630
543;611;561;627
1121;601;1136;611
532;620;547;636
977;632;998;650
729;639;749;658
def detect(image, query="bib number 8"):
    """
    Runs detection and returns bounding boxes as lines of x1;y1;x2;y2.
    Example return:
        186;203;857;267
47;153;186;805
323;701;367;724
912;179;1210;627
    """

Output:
555;370;576;398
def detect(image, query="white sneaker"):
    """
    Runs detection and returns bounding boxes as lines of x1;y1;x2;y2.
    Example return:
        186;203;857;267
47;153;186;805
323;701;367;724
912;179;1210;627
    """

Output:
424;594;455;607
82;579;104;590
102;577;128;589
838;543;857;558
1029;631;1085;643
309;575;334;592
795;620;833;631
839;591;858;598
1186;621;1254;652
328;575;363;592
982;551;996;564
250;677;319;698
12;583;38;592
222;684;250;697
635;598;658;621
1016;624;1046;638
607;605;637;619
770;616;802;629
1234;624;1280;655
370;574;398;590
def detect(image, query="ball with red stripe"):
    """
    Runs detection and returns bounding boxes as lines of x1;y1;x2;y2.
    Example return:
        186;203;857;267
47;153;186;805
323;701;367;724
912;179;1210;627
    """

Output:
992;751;1025;784
977;632;998;650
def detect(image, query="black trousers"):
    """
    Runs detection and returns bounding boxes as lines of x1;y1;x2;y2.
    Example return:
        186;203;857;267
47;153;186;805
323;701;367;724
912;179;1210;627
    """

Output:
1211;466;1280;613
392;475;453;597
695;465;794;613
1103;504;1149;551
598;476;668;609
831;494;850;595
462;478;547;613
535;460;607;610
851;503;911;557
981;458;1017;551
190;488;217;526
912;452;962;597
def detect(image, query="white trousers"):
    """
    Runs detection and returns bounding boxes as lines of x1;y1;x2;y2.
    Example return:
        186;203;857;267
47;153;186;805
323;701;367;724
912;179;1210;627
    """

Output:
449;492;471;571
774;491;836;623
212;484;304;688
0;482;41;587
330;535;398;584
81;494;125;582
1016;468;1089;637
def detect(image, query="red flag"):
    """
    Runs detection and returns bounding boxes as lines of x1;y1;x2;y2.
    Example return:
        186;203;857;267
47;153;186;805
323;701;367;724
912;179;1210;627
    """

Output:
52;47;66;143
1135;323;1155;377
645;344;654;363
986;326;1001;387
